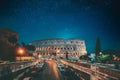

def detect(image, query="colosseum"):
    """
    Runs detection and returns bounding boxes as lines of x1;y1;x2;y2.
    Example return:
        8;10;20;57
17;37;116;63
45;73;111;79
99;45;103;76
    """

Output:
30;38;87;60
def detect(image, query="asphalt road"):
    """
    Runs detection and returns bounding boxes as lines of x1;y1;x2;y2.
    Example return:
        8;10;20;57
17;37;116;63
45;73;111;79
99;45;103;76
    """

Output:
18;60;82;80
38;60;63;80
20;60;63;80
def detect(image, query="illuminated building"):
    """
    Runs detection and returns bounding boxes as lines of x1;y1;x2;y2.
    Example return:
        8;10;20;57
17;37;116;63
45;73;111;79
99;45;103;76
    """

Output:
30;38;87;60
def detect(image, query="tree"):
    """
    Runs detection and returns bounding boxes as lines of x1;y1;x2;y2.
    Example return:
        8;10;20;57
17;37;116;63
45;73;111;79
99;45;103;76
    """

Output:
95;37;101;62
116;48;120;57
21;42;26;47
99;54;110;63
0;28;18;61
26;45;35;51
8;35;17;44
95;37;101;56
25;44;35;56
0;42;16;61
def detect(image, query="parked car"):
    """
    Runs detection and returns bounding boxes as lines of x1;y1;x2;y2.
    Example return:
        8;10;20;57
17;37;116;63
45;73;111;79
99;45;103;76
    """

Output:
59;67;65;72
57;63;62;68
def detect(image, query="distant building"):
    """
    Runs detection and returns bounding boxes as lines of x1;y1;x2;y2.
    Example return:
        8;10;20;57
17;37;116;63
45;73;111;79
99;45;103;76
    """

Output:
30;38;87;60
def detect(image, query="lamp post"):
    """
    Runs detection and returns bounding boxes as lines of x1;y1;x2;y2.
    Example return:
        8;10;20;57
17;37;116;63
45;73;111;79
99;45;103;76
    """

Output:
17;47;25;61
99;52;102;55
99;52;102;63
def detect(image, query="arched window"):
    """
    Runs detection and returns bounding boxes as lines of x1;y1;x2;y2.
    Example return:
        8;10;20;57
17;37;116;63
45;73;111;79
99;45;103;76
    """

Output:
76;41;78;43
64;48;66;50
45;42;47;44
73;47;76;51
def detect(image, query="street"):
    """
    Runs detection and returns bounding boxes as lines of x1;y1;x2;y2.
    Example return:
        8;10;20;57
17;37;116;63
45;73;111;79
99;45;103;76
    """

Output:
36;60;63;80
16;59;83;80
19;60;63;80
1;59;119;80
0;60;81;80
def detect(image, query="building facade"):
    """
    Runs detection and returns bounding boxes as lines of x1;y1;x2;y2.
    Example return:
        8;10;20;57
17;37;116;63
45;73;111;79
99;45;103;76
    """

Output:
30;38;87;60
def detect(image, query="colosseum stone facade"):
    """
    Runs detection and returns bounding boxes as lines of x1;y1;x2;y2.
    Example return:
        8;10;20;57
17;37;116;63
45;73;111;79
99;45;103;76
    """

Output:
30;38;87;60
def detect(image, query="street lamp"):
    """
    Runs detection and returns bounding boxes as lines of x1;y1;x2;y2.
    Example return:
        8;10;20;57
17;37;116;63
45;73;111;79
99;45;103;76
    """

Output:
99;52;102;55
17;47;25;61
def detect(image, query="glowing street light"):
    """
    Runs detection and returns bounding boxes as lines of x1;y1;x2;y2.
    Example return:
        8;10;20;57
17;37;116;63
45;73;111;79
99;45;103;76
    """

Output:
99;52;102;55
18;49;24;55
17;47;25;61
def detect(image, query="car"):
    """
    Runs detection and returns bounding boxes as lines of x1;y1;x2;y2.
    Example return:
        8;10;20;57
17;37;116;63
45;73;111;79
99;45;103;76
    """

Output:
57;63;62;68
59;67;65;72
40;62;44;67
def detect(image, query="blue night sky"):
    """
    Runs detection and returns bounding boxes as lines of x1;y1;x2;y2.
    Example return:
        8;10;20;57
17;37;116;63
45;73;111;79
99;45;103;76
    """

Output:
0;0;120;53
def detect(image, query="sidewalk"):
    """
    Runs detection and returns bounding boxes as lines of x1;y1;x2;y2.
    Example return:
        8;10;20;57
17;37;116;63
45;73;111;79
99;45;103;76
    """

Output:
93;63;120;70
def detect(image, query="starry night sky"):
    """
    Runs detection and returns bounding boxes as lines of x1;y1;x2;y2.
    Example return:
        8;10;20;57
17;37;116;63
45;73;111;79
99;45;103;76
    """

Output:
0;0;120;53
